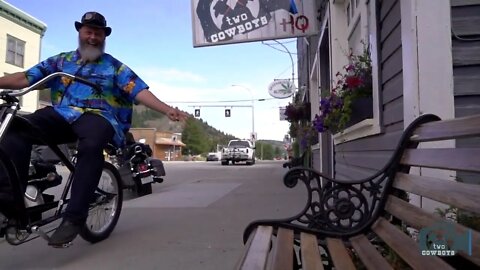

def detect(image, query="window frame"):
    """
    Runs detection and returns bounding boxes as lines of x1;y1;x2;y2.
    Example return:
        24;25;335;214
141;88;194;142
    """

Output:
6;34;26;68
331;0;381;144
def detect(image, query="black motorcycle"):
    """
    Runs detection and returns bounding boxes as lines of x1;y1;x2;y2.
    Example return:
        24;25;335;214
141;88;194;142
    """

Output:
107;134;165;197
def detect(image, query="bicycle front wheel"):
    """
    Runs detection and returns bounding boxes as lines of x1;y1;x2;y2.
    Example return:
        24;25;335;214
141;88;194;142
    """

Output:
79;161;123;243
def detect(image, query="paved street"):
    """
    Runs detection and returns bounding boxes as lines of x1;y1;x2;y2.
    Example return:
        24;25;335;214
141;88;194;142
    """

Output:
0;160;307;270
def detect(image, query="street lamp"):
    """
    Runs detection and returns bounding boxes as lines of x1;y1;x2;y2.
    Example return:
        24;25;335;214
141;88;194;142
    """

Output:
231;84;255;139
272;40;295;86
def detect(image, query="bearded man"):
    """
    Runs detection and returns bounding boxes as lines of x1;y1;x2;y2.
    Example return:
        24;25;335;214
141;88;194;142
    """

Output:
0;12;186;247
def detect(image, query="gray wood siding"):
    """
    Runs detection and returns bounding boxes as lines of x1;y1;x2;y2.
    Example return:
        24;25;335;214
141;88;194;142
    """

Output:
297;38;310;97
334;0;404;181
451;1;480;184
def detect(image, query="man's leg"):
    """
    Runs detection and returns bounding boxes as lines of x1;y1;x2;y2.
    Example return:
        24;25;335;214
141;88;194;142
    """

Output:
0;107;74;199
49;113;113;246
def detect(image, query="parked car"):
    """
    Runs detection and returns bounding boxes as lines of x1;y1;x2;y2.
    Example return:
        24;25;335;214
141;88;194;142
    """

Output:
206;153;219;161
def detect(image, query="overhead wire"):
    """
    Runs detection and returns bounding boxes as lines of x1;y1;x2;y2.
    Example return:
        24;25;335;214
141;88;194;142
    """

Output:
165;97;279;104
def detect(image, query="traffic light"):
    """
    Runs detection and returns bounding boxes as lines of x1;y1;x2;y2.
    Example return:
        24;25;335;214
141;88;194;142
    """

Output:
194;109;200;117
225;109;231;117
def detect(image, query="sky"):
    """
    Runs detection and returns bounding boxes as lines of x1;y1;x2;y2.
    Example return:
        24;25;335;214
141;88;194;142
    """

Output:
4;0;297;141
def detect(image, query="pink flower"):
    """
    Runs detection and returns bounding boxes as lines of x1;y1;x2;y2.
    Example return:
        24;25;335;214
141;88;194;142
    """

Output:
345;64;355;72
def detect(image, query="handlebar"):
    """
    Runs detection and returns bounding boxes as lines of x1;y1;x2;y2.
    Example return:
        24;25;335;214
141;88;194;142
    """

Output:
2;72;101;97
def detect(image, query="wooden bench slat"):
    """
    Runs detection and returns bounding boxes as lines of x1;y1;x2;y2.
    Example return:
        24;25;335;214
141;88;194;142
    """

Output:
410;114;480;142
385;196;480;267
350;235;393;270
238;225;273;270
372;217;455;270
325;238;356;270
270;228;294;270
300;233;324;270
393;172;480;215
239;115;480;270
401;148;480;172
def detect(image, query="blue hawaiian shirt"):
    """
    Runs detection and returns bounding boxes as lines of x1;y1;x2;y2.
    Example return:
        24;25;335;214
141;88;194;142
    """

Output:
25;50;148;147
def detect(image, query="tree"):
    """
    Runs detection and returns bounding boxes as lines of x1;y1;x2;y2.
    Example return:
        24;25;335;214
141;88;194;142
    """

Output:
255;142;275;160
274;146;282;158
181;118;210;155
262;144;274;160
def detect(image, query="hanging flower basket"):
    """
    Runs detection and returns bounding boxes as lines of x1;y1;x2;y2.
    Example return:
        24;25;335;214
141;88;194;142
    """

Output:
284;102;311;123
313;46;373;133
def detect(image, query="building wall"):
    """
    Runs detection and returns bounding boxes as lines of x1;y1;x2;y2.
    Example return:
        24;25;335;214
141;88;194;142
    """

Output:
452;2;480;118
129;128;157;157
334;0;404;180
129;128;184;161
0;1;46;113
155;145;181;161
451;1;480;184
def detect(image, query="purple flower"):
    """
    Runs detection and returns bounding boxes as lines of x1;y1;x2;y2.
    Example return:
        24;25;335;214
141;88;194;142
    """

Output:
312;114;326;132
345;64;355;72
300;137;308;149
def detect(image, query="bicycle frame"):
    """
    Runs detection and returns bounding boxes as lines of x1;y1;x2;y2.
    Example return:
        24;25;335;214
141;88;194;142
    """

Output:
0;72;99;237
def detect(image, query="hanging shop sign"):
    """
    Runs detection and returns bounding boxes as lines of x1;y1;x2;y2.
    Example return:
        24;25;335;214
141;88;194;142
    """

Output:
191;0;318;47
268;79;294;99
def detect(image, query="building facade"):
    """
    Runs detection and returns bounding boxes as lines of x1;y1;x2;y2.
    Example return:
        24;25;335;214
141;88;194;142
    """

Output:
296;0;480;211
0;1;46;113
129;128;186;161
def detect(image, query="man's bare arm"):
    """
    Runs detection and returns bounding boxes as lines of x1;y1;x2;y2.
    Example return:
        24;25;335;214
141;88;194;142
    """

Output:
0;72;29;90
135;89;188;121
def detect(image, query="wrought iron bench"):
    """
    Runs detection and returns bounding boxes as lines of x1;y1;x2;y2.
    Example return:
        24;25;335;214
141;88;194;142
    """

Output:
236;114;480;269
282;151;308;169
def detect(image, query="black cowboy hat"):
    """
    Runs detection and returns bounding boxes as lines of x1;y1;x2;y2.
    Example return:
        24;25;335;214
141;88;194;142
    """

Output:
75;12;112;36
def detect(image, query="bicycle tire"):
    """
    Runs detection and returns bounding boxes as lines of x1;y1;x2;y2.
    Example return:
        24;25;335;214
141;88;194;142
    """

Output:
0;148;23;218
79;161;123;243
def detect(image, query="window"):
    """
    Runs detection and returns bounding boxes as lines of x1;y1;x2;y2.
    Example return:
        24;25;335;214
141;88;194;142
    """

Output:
6;35;25;68
330;0;381;143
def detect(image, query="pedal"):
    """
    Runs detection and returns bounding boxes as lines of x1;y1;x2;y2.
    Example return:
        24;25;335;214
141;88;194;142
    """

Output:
31;225;50;242
49;242;72;249
35;224;73;248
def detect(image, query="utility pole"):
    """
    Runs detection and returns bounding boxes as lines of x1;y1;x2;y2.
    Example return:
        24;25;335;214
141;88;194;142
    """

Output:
261;143;263;160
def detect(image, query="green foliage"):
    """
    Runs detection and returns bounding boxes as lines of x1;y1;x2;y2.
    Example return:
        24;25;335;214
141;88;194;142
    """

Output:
254;142;274;160
199;119;237;151
132;107;165;128
292;140;300;158
274;146;282;157
436;206;480;231
254;140;287;160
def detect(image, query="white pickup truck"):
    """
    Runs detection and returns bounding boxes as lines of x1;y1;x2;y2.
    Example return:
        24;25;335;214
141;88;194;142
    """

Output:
221;139;255;165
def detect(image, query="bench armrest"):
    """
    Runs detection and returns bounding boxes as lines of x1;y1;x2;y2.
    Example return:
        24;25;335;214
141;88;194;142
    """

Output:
243;166;393;243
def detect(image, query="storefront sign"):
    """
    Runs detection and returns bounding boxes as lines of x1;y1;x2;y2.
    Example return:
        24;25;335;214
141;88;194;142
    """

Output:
191;0;318;47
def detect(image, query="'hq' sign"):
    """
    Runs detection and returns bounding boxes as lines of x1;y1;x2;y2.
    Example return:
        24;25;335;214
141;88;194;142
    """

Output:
191;0;318;47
